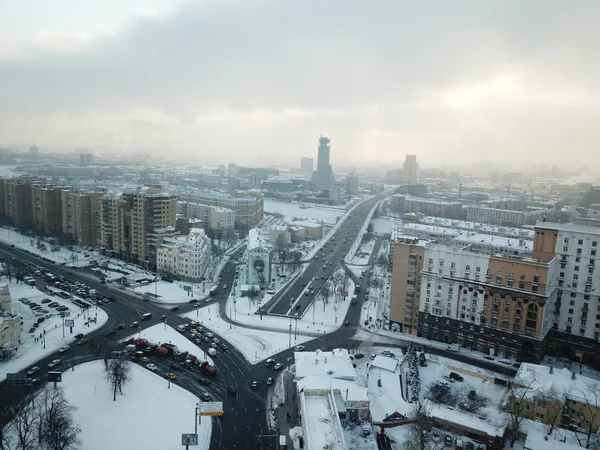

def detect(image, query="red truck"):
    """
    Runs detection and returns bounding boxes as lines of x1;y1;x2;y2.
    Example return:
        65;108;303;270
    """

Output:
200;361;217;376
152;345;168;356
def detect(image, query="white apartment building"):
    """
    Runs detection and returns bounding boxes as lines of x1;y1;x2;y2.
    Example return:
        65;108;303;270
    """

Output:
466;206;550;227
420;244;491;322
156;228;211;282
178;201;236;233
533;223;600;340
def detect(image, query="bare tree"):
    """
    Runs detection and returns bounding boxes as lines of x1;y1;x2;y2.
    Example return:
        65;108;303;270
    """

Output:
8;400;38;450
403;402;448;450
571;384;600;449
248;285;261;304
92;337;111;370
331;270;350;302
105;355;132;402
36;388;81;450
320;281;333;312
505;379;536;447
537;386;566;435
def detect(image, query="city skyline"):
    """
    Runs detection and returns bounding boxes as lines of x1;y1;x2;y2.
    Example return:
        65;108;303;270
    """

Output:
1;1;599;169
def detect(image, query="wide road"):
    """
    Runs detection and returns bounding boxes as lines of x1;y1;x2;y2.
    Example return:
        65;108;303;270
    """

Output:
0;244;277;450
267;194;386;316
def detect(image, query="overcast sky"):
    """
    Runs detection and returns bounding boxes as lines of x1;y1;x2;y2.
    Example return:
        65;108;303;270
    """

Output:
0;0;598;169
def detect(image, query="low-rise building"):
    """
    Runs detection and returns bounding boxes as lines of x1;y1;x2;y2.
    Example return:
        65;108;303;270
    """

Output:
466;206;551;227
290;220;323;241
156;228;211;282
178;201;235;233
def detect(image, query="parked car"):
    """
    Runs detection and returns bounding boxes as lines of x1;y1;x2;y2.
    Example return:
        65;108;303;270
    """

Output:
449;372;464;382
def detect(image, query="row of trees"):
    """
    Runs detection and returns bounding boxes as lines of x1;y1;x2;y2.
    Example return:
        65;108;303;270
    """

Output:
405;344;421;403
1;388;80;450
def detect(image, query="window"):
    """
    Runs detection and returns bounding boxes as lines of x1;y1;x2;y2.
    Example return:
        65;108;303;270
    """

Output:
575;266;580;272
570;300;575;306
576;257;581;262
569;309;574;314
537;400;546;409
593;241;598;247
564;238;570;244
578;239;584;245
464;264;468;270
592;250;597;257
573;274;579;280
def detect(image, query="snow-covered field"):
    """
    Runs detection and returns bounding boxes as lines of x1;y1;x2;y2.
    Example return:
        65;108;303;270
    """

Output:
0;227;98;267
265;200;345;225
62;361;211;450
1;281;109;381
370;216;398;235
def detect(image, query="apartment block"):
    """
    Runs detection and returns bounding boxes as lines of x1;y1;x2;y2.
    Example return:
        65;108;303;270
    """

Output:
1;177;38;228
532;222;600;365
157;228;211;282
389;237;427;334
178;201;235;233
61;190;103;246
395;195;463;219
466;206;551;227
178;190;263;230
32;185;64;236
99;185;177;269
417;243;557;361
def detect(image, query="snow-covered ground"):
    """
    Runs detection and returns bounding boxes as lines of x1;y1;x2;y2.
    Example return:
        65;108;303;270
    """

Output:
350;237;376;265
370;216;398;235
1;280;109;381
0;227;99;267
126;323;215;365
265;200;346;225
62;361;211;450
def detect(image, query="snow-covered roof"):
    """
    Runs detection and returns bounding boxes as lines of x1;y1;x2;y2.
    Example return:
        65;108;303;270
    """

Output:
403;195;462;206
265;176;293;184
367;365;411;421
294;349;357;381
291;220;322;228
427;402;506;437
297;376;368;402
419;216;535;238
524;429;583;450
514;363;600;405
535;221;600;236
370;355;398;372
247;228;269;251
453;233;533;251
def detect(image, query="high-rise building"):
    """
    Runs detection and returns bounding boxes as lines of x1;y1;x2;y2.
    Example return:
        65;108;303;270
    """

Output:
300;157;314;174
32;185;64;236
1;177;39;228
316;136;333;190
99;185;177;269
61;190;104;246
390;237;427;334
403;154;418;183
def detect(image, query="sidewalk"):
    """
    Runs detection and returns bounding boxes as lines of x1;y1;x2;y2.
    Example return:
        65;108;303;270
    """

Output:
274;369;299;447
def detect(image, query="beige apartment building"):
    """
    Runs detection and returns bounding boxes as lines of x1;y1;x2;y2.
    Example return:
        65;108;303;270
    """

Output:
32;185;64;236
0;177;39;228
61;190;103;246
178;190;263;230
178;201;236;233
99;185;177;269
389;237;427;334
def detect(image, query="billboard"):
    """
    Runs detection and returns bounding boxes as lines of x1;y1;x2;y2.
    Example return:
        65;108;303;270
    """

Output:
48;372;62;383
181;434;198;446
64;319;75;327
199;402;223;416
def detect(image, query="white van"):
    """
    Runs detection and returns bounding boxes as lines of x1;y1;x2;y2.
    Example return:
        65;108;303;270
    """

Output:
208;347;217;357
177;324;186;332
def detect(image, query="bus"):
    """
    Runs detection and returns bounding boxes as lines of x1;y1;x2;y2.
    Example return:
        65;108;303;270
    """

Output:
209;286;218;297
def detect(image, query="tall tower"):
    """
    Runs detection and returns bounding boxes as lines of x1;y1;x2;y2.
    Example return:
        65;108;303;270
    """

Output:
403;154;418;183
316;136;332;190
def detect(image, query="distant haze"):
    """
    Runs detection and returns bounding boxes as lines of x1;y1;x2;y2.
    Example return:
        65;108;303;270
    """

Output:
0;0;599;169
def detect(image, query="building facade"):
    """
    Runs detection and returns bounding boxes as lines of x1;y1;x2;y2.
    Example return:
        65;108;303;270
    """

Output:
466;206;551;227
32;185;64;236
156;228;211;282
178;190;263;230
403;154;418;183
399;195;464;219
99;185;177;269
247;228;271;288
60;190;103;246
315;136;333;190
417;243;557;361
389;237;426;334
178;201;235;233
300;157;314;174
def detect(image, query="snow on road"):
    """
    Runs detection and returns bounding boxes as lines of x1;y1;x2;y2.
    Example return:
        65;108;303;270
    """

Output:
62;361;211;450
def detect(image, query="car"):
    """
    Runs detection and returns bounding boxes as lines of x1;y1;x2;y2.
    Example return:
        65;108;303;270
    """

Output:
165;372;176;380
28;327;36;333
206;332;214;338
228;385;237;395
273;363;284;370
188;299;198;304
354;353;365;359
77;338;88;345
117;323;125;330
449;372;464;382
344;321;350;326
170;306;180;312
26;367;40;377
41;298;51;304
483;356;495;361
139;356;149;363
48;359;61;368
201;392;211;402
130;321;139;328
266;377;273;385
74;333;85;340
294;345;305;352
251;381;258;389
265;359;275;367
198;378;211;386
442;375;455;383
146;363;157;371
59;345;70;353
